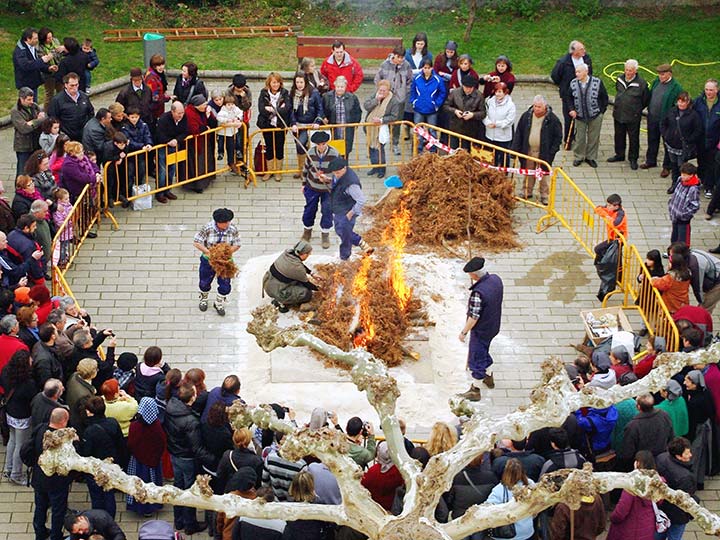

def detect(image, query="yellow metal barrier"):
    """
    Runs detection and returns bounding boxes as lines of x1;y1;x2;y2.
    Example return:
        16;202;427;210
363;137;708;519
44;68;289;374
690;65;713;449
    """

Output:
246;120;418;180
102;124;254;219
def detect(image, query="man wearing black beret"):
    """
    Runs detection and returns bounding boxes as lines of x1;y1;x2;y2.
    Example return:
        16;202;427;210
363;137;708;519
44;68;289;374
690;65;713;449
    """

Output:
192;208;241;315
301;131;339;249
458;256;504;401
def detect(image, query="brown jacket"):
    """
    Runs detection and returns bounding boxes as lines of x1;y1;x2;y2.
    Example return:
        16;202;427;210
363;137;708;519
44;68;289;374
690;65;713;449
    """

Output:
443;87;486;140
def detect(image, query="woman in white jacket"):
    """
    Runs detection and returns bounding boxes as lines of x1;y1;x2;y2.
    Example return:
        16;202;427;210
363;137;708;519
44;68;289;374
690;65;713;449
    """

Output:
483;82;516;167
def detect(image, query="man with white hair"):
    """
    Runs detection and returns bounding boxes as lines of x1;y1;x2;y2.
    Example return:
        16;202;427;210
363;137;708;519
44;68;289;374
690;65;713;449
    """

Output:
551;40;593;141
567;63;608;168
607;59;650;170
511;95;563;204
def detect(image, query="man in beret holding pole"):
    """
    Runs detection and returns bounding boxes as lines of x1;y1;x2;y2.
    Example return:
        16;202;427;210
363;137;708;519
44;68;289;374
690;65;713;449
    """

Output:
302;131;339;249
458;257;504;401
193;208;241;316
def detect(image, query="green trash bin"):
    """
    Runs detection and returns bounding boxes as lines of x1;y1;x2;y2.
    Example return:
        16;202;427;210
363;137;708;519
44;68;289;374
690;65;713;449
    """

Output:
143;33;166;68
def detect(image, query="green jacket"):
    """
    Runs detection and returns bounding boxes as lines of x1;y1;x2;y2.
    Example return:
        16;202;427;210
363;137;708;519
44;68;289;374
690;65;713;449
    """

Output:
348;434;376;468
657;396;689;438
649;76;683;119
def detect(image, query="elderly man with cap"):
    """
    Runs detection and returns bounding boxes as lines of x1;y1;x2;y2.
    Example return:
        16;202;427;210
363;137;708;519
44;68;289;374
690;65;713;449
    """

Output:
226;73;253;164
326;157;373;260
640;63;683;177
193;208;241;316
263;240;319;313
458;257;503;401
302;131;339;248
443;74;486;150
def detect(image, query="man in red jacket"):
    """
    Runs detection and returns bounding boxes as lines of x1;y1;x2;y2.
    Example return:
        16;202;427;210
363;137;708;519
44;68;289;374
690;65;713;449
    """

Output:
320;40;364;93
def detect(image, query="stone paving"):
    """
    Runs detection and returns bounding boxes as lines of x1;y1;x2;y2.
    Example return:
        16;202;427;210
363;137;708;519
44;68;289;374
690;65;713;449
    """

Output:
0;79;718;539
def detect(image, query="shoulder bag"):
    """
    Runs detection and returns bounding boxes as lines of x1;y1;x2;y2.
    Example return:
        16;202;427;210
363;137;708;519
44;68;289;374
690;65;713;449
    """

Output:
486;486;516;539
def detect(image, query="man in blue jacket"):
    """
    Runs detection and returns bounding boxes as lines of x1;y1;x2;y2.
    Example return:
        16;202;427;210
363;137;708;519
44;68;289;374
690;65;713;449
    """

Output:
328;158;374;260
12;28;57;98
695;79;720;198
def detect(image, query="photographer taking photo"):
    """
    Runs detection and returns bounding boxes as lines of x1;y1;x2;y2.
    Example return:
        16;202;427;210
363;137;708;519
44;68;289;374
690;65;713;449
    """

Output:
346;416;376;468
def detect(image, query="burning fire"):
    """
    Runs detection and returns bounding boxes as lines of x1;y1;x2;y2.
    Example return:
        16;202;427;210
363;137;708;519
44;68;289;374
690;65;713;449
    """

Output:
351;256;375;347
383;200;412;310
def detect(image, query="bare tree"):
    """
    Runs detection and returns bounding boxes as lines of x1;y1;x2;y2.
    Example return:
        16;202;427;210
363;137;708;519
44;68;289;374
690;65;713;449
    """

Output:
39;306;720;539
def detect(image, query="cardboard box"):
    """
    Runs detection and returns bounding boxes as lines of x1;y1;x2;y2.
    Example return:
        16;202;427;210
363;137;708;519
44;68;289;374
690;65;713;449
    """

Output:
580;306;634;346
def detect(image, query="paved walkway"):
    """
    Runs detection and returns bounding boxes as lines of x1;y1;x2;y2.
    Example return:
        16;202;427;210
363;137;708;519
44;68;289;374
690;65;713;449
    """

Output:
0;80;718;539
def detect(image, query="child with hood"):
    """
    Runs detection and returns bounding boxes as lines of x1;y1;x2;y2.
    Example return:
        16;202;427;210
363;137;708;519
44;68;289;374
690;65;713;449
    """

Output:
668;161;700;245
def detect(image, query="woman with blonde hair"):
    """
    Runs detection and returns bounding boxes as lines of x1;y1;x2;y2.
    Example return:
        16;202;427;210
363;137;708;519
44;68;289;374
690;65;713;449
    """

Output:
425;421;458;455
256;72;292;181
60;141;101;202
284;471;329;539
486;458;535;540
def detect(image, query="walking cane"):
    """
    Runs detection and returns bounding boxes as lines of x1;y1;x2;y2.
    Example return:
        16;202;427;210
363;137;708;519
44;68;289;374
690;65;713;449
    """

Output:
559;117;576;170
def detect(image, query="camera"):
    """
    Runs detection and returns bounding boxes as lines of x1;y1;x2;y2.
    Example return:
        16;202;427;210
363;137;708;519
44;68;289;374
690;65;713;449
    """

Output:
361;421;370;437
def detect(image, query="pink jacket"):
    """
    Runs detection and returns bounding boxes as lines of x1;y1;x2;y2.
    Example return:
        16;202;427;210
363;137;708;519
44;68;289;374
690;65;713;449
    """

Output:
607;490;655;540
52;200;74;241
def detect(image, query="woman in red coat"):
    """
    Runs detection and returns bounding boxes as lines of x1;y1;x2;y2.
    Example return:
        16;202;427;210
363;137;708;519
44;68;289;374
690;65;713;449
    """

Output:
126;397;166;516
360;441;404;511
607;450;658;540
183;95;217;193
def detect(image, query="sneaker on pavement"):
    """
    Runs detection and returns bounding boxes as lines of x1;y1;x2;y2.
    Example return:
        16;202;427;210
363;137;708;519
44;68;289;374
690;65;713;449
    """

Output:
706;190;713;199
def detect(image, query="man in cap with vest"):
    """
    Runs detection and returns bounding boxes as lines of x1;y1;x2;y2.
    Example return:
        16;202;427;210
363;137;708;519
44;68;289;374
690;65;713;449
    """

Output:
458;257;504;401
263;240;319;313
327;157;374;260
302;131;339;249
193;208;241;316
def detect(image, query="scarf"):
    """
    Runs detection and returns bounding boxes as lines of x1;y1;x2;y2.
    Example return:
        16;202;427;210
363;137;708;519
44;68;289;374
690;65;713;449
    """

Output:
268;91;280;127
137;397;159;424
366;91;394;149
376;441;393;473
293;90;309;116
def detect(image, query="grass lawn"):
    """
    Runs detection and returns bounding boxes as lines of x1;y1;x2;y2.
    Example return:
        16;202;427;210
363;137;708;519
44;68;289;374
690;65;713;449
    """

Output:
1;3;719;114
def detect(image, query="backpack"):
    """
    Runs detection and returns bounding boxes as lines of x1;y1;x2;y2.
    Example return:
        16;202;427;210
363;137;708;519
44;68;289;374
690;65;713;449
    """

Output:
20;423;45;467
139;520;184;540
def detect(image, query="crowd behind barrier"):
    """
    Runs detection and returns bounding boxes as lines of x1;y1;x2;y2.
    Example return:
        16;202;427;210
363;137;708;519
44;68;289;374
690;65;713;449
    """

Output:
7;25;720;540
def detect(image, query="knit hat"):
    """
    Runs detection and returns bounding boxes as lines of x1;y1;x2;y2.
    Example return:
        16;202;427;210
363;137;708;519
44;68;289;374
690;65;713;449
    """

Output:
376;441;394;473
686;369;706;389
14;287;31;305
117;352;138;371
293;240;312;256
213;207;234;223
189;95;206;107
311;131;330;144
463;257;485;273
326;157;347;172
226;466;257;493
309;407;328;430
665;380;683;401
444;40;458;52
495;55;513;71
137;397;159;425
232;74;247;88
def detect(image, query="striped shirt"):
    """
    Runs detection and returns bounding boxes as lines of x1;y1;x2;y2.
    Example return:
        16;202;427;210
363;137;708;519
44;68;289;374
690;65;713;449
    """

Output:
261;451;306;501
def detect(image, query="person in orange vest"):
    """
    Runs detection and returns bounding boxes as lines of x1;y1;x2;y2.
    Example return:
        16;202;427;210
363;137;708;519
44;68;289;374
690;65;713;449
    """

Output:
595;193;628;240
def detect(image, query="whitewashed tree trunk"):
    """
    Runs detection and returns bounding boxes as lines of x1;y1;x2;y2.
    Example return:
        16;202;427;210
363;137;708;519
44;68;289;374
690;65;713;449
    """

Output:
38;307;720;540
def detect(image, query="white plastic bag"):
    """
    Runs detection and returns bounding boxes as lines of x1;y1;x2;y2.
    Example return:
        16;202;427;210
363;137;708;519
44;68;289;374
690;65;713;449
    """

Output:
378;124;390;145
132;183;153;211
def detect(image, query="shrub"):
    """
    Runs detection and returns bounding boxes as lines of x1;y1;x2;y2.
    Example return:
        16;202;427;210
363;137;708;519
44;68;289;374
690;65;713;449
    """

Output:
573;0;602;19
32;0;75;18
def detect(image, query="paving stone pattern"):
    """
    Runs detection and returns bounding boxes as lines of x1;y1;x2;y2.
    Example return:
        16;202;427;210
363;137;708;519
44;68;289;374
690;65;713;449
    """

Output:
0;79;718;539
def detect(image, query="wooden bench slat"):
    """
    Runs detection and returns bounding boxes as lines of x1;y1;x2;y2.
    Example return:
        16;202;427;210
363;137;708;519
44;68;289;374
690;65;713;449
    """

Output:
297;35;402;60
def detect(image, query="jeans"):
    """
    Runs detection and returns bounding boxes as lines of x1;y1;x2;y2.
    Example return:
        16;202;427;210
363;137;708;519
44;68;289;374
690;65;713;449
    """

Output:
156;146;176;190
655;522;686;540
33;486;69;540
199;255;231;295
488;139;512;167
16;151;32;178
414;111;438;152
219;135;237;165
368;146;387;174
333;213;361;260
86;473;116;518
302;187;332;231
5;424;30;481
171;455;200;529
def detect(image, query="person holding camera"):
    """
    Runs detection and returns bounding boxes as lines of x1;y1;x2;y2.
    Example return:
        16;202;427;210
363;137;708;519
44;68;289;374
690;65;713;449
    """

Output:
346;416;376;468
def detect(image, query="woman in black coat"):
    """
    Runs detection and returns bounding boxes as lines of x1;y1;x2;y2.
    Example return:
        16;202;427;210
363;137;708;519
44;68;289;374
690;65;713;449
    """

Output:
172;61;208;105
256;72;293;181
215;427;263;495
1;350;38;484
661;91;703;192
55;37;88;89
684;369;715;488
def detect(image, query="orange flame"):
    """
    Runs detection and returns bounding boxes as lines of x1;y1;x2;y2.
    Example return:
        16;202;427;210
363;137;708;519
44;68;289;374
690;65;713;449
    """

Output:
382;200;413;311
351;256;375;346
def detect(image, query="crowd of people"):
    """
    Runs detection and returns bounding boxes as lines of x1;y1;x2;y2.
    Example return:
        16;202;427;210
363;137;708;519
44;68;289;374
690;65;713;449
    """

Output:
7;24;720;540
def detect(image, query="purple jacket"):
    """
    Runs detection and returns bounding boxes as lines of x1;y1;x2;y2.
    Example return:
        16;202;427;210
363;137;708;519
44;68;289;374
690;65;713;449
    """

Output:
607;490;655;540
61;154;99;201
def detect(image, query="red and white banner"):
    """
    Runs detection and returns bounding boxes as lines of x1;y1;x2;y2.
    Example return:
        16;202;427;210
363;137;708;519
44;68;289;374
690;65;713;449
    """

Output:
412;125;550;180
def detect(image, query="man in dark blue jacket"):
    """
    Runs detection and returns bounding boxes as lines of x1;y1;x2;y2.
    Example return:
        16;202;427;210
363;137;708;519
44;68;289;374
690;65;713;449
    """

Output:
459;257;504;401
7;215;44;283
12;28;57;97
328;158;374;260
695;79;720;198
47;73;94;143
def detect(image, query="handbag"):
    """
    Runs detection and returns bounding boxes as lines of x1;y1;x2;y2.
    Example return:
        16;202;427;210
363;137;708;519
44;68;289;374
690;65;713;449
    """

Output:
0;388;16;446
487;486;516;539
254;141;267;173
652;501;671;533
132;183;152;211
676;115;697;161
378;124;390;145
